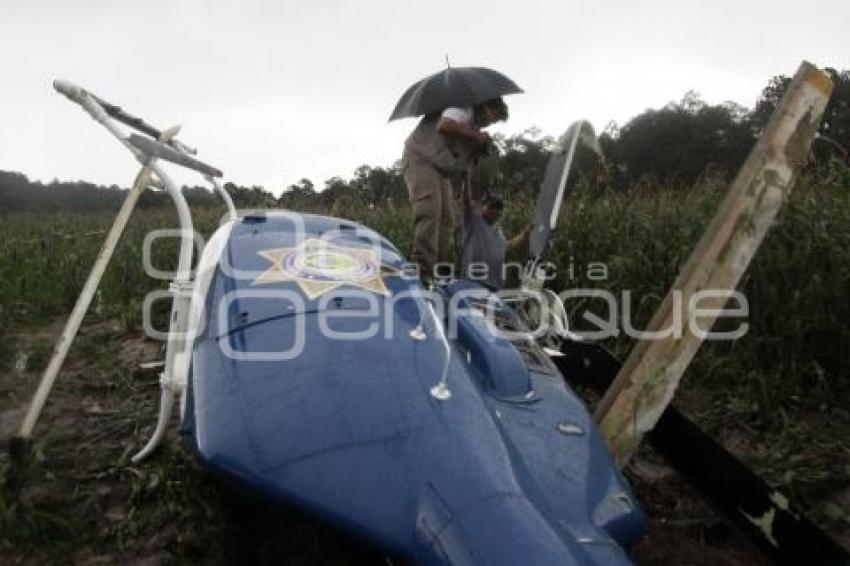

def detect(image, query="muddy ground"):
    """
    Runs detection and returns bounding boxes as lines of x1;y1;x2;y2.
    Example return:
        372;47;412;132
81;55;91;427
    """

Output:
0;319;846;564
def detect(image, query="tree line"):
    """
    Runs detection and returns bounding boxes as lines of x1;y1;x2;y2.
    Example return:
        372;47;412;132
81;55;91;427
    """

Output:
2;68;847;213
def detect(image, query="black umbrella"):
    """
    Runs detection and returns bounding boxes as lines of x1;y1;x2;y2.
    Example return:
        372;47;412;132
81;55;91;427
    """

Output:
389;66;522;121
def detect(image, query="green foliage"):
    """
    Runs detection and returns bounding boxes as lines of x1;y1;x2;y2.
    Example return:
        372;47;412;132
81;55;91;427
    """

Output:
604;91;755;188
278;164;408;212
548;163;850;407
223;182;277;208
0;171;229;213
278;177;318;210
23;339;52;373
0;206;228;328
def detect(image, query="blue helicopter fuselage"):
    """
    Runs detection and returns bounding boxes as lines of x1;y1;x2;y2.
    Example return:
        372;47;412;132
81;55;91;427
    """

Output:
183;212;644;565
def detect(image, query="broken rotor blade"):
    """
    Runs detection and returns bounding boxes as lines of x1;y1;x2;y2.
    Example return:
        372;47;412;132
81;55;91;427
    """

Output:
127;133;223;178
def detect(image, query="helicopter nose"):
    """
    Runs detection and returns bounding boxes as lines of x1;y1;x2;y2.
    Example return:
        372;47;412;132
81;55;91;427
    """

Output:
422;493;631;566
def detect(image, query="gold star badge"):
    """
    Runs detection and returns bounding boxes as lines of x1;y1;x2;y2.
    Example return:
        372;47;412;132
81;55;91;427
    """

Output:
253;238;399;299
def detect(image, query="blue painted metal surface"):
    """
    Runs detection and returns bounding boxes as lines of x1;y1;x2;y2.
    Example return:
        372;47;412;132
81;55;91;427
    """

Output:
183;211;644;564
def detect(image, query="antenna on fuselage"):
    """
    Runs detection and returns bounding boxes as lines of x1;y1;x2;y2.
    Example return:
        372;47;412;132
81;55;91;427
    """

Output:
408;285;452;401
427;299;452;401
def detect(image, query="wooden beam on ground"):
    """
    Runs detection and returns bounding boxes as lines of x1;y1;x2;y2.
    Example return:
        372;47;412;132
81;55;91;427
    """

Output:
594;61;833;467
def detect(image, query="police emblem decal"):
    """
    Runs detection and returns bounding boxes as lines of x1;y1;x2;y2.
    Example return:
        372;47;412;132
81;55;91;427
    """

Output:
254;239;396;299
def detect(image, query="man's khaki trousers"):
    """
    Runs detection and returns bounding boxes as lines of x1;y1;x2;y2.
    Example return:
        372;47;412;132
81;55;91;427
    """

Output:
404;156;456;281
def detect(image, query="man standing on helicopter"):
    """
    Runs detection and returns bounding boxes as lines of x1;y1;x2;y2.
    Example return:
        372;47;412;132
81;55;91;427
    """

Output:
402;97;509;284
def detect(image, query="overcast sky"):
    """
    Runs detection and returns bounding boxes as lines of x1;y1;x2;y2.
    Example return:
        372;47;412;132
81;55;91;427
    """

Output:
1;0;847;195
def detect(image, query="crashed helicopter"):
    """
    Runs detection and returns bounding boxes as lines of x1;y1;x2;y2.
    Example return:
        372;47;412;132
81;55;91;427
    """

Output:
15;80;645;565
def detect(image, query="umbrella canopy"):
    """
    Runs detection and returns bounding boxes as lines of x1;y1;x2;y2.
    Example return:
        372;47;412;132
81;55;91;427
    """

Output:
389;66;522;121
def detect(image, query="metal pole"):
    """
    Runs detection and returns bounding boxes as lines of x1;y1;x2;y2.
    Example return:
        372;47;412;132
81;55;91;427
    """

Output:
16;165;153;439
549;122;582;230
207;175;237;221
131;162;195;462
